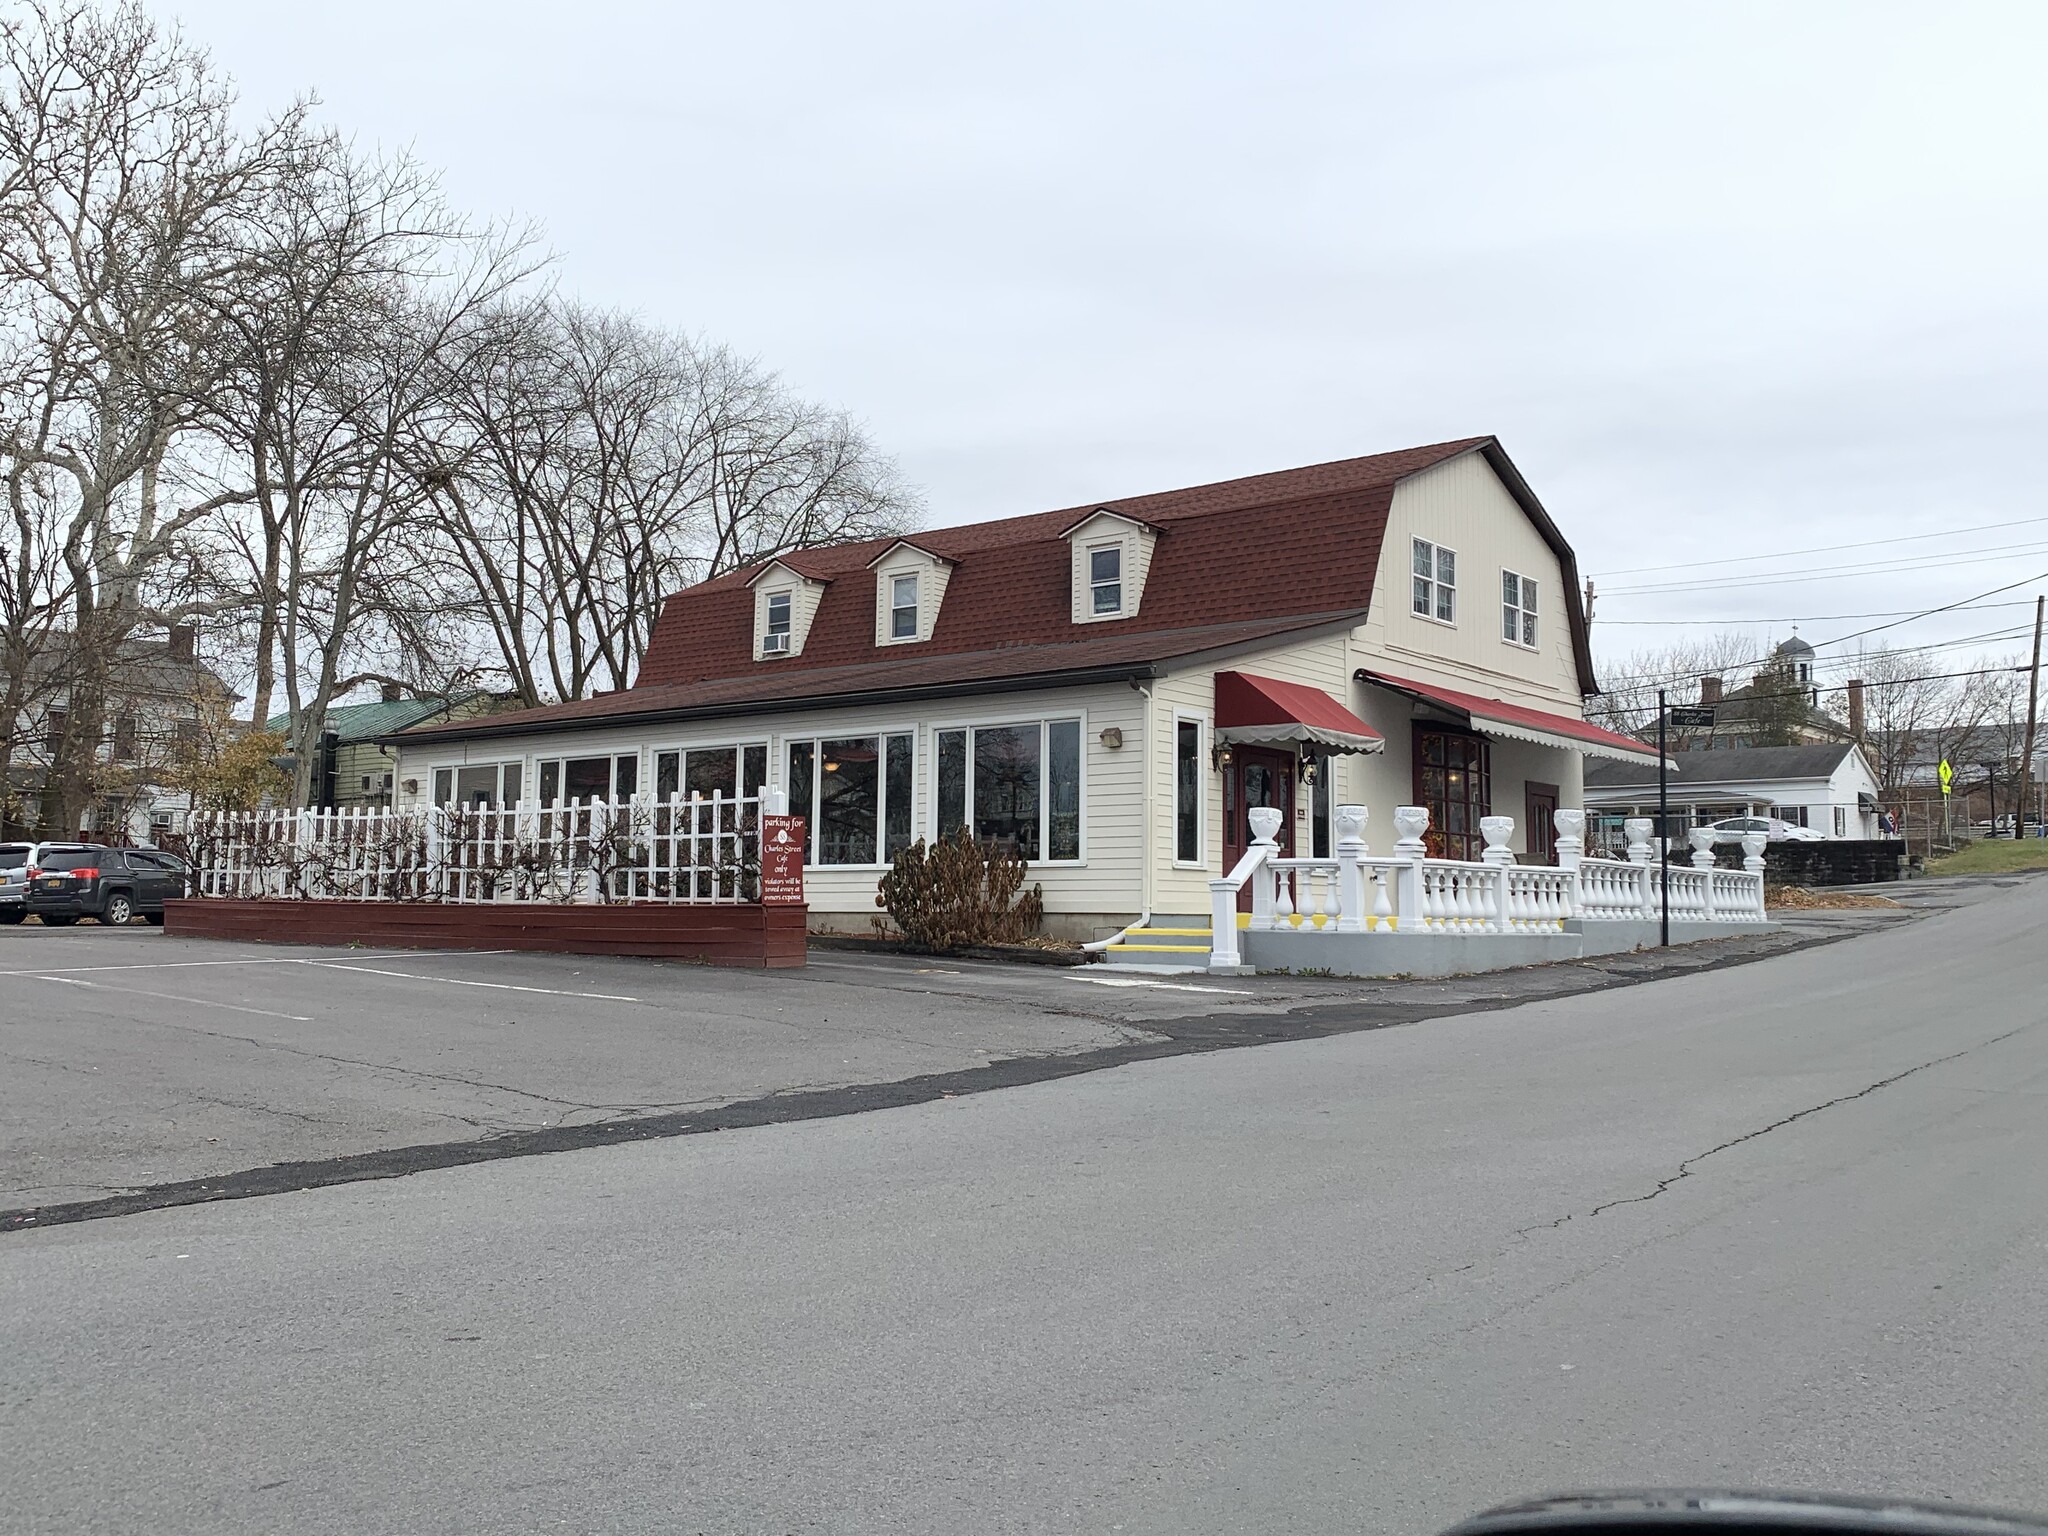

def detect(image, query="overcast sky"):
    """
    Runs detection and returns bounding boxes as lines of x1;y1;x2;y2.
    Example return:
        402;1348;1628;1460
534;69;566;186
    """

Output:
163;0;2048;681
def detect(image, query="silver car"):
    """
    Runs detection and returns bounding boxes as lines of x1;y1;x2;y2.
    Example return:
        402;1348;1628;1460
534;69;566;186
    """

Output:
0;841;30;924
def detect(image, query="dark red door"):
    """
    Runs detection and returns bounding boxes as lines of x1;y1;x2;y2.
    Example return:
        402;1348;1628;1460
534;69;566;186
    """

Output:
1525;781;1560;863
1221;746;1296;911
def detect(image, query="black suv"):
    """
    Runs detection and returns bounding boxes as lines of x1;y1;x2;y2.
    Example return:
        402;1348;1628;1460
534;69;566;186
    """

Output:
25;844;189;926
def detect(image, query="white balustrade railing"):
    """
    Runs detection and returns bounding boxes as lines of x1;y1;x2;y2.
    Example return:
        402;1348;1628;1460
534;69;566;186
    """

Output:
182;794;765;905
1208;804;1767;972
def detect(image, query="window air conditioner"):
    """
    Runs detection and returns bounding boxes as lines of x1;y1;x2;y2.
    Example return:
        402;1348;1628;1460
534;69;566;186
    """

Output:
761;632;790;655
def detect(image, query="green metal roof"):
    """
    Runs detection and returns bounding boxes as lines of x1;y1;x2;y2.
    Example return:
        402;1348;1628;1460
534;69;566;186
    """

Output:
265;695;469;744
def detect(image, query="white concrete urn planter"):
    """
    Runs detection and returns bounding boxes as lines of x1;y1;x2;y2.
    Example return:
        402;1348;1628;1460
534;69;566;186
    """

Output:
1623;817;1655;865
1392;805;1430;858
1479;815;1516;866
1688;825;1718;869
1741;830;1768;873
1334;804;1368;848
1247;805;1283;845
1552;808;1586;868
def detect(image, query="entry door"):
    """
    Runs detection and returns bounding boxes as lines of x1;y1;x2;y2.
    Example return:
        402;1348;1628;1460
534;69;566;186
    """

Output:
1222;746;1296;912
1524;781;1560;864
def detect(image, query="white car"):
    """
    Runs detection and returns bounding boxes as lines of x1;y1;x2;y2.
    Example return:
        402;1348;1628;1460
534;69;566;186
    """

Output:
1705;815;1826;844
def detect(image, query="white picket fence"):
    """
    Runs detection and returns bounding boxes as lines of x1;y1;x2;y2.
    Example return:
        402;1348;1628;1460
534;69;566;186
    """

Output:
1208;805;1767;971
184;795;764;904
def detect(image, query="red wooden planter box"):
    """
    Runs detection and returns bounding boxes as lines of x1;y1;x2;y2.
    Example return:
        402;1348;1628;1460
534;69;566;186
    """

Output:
162;898;807;969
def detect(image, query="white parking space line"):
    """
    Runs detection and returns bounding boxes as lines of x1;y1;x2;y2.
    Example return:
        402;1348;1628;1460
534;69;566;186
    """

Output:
15;975;313;1022
301;960;640;1003
0;958;311;978
1062;974;1255;995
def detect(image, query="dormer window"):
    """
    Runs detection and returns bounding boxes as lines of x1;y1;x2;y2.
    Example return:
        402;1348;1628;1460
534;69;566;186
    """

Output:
762;591;793;655
890;574;918;639
1062;508;1157;625
1089;546;1122;616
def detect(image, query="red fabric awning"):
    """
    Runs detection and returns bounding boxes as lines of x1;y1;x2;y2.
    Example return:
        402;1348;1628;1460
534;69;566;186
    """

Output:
1359;670;1666;765
1214;671;1384;755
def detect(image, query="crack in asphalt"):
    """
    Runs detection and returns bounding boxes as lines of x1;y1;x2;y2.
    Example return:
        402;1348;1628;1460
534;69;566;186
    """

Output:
1582;1020;2039;1219
0;914;1904;1235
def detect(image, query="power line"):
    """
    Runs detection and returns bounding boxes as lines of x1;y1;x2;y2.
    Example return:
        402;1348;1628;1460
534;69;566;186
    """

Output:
1601;540;2048;597
1595;600;2041;627
1591;569;2048;693
1588;514;2048;579
1592;661;2027;708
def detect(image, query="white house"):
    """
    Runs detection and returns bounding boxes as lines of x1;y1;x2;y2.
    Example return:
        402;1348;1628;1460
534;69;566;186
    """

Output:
1583;742;1883;850
389;437;1661;940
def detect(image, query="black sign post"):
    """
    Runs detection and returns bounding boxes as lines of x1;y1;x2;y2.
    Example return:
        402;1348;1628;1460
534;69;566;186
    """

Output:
1658;687;1669;948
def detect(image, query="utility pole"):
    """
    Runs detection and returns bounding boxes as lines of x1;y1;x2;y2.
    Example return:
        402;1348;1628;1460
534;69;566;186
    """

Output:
1583;577;1596;625
2019;594;2044;840
1657;686;1669;948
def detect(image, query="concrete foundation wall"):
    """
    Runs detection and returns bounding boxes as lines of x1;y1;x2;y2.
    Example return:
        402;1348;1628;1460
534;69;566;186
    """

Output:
1241;918;1776;978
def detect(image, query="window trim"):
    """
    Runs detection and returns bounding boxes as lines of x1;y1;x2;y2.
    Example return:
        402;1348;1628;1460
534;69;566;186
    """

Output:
1087;543;1124;619
647;737;772;804
881;570;920;645
1501;567;1539;650
1411;537;1457;626
760;588;795;658
1172;711;1208;868
429;759;525;808
778;722;920;869
925;710;1089;866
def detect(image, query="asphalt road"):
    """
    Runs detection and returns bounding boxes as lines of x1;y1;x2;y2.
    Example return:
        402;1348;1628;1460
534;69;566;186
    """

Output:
0;902;1909;1218
6;876;2046;1534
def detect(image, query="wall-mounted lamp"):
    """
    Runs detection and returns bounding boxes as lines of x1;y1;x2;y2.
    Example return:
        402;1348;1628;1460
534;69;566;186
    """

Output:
1211;741;1234;772
1099;726;1123;750
401;778;419;795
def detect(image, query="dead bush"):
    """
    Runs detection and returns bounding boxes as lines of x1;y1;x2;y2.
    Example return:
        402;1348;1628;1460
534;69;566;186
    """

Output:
874;829;1044;951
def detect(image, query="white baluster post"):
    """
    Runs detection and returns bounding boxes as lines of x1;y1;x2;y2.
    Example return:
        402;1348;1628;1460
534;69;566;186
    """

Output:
1247;805;1282;931
1334;805;1368;933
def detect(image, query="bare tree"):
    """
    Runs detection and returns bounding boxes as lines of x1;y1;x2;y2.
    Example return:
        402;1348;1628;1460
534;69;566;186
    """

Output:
0;0;304;831
427;307;917;706
1587;631;1765;737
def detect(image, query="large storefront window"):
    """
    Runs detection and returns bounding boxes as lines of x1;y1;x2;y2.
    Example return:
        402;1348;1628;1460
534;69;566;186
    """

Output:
533;754;635;805
432;761;522;808
786;733;915;866
932;719;1083;863
1414;728;1489;861
653;743;768;803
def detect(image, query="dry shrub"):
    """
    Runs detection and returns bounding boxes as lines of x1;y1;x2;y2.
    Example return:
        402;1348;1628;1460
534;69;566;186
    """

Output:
875;829;1044;951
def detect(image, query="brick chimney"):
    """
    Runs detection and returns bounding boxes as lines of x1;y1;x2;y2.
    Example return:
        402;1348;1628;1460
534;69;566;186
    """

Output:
166;624;195;663
380;682;403;704
1846;678;1865;740
1700;675;1724;705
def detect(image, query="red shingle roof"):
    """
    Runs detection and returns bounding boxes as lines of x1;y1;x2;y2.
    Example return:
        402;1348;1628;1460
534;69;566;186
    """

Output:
397;436;1599;745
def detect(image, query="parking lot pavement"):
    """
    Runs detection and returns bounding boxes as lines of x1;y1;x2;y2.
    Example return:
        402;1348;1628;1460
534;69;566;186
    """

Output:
1;891;1954;1226
0;926;1189;1209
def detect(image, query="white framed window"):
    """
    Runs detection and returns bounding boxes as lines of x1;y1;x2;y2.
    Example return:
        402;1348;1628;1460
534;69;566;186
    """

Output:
785;731;916;866
1173;714;1205;865
889;573;919;641
762;590;793;655
1089;545;1123;617
1833;805;1847;837
931;717;1084;863
1501;569;1537;647
1412;538;1456;623
652;741;770;804
432;760;526;808
533;753;636;806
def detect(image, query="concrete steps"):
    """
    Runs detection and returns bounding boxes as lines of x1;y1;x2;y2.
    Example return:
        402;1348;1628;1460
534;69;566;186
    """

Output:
1100;925;1212;970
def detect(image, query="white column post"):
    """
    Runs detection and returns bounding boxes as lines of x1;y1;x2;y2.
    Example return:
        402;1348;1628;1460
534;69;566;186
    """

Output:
1553;807;1586;919
1208;878;1242;972
1247;805;1282;931
1391;805;1428;933
1334;804;1368;933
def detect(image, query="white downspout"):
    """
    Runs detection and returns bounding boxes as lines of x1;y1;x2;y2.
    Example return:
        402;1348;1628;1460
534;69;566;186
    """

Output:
1083;677;1153;951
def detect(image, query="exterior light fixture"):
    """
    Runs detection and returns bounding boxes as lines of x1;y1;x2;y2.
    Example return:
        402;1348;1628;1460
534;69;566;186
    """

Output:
1299;756;1318;786
1099;726;1123;750
1211;741;1234;772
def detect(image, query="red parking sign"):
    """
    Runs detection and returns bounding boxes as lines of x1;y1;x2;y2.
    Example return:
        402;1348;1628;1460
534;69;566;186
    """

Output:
760;815;807;905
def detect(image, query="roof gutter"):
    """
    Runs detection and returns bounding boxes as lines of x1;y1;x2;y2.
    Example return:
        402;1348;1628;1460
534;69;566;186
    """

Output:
383;663;1165;748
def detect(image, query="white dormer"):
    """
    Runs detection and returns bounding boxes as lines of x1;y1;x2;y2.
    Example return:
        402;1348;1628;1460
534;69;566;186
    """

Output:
865;539;955;647
745;560;829;660
1061;509;1159;624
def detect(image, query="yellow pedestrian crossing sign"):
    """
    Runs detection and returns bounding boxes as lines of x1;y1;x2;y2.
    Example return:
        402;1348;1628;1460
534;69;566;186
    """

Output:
1939;758;1953;797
